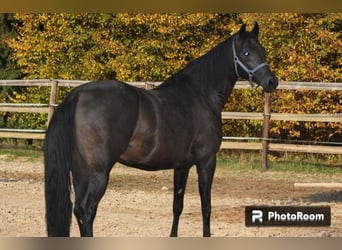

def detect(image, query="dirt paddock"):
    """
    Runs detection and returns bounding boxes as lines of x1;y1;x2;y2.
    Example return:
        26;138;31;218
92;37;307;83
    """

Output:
1;154;342;237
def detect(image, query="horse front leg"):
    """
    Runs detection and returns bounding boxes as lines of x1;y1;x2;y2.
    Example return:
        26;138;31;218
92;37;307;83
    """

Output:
196;155;216;237
170;165;190;237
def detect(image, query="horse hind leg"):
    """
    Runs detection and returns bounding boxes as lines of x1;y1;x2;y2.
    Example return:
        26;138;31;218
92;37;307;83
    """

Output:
73;168;110;237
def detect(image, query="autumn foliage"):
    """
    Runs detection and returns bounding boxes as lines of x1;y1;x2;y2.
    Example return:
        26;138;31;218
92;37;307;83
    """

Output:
2;13;342;143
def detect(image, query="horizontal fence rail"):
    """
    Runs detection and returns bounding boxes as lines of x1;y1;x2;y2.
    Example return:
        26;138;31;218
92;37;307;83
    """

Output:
222;112;342;122
0;103;49;113
1;79;341;170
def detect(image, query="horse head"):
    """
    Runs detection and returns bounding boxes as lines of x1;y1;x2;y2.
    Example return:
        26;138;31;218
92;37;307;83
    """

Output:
233;22;278;92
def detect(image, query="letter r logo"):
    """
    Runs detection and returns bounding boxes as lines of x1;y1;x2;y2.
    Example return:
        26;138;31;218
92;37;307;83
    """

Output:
252;210;263;223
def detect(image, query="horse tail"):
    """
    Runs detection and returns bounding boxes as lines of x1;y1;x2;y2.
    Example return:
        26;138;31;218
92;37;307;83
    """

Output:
44;91;79;236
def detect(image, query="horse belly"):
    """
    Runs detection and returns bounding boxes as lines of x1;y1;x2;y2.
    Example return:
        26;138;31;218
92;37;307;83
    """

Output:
119;125;193;171
118;135;176;170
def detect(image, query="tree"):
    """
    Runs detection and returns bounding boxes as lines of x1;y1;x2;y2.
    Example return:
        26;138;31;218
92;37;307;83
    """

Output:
8;13;235;81
0;13;22;133
0;13;21;79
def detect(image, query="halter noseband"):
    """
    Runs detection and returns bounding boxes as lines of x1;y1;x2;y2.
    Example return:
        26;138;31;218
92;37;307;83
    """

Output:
232;37;268;87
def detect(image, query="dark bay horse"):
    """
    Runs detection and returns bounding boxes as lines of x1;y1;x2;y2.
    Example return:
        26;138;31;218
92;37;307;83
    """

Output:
44;22;278;237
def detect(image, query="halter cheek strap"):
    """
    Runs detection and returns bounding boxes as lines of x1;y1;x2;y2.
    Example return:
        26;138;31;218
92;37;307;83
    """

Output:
232;38;268;87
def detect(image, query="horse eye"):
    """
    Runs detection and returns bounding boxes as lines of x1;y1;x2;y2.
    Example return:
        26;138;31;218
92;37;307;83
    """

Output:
244;51;250;56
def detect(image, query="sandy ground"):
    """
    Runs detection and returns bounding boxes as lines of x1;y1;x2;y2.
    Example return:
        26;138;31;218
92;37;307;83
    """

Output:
1;154;342;237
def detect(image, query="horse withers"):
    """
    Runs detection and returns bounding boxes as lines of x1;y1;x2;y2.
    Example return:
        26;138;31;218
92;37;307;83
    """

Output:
44;22;278;237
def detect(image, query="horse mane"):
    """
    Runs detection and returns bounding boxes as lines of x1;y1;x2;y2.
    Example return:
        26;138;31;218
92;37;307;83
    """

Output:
155;35;235;92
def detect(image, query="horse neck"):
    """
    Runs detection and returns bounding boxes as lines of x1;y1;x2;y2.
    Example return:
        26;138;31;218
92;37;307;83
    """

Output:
156;36;237;116
189;37;238;115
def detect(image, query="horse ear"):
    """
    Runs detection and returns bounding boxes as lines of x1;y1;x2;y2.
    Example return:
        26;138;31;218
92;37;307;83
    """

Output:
251;22;259;37
238;24;247;35
237;24;247;40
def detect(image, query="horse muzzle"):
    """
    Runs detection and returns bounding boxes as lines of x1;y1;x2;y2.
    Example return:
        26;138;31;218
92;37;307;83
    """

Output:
262;72;278;93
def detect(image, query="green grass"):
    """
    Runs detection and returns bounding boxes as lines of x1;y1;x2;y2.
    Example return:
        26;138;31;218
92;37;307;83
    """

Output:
217;151;342;175
0;148;43;160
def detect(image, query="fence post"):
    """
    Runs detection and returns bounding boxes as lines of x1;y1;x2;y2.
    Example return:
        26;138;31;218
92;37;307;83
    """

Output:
261;92;271;172
47;80;58;126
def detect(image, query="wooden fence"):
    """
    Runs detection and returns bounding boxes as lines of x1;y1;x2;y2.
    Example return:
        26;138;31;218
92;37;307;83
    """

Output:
0;79;341;170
